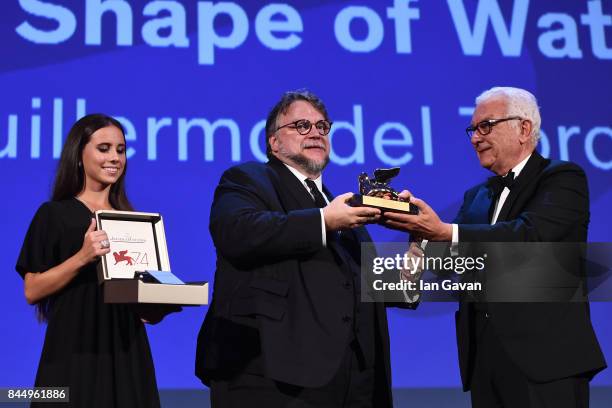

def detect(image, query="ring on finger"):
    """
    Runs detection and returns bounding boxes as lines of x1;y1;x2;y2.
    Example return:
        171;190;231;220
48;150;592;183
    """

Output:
100;239;110;248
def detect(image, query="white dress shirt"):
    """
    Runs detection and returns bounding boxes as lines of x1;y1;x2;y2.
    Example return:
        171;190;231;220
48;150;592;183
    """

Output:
451;153;532;247
283;163;329;246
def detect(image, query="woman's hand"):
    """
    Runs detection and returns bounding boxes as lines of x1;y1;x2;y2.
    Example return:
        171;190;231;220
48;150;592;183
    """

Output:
77;218;111;265
24;218;107;305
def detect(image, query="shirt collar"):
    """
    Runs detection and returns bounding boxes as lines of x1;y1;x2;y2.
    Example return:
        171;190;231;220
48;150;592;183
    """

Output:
283;163;323;191
510;153;531;178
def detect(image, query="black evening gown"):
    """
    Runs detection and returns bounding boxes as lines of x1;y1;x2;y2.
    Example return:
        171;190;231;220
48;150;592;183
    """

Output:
16;198;161;408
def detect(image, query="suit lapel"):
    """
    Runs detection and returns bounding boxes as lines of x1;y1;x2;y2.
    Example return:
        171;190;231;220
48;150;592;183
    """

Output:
267;157;362;254
461;186;494;224
496;152;548;222
267;157;318;210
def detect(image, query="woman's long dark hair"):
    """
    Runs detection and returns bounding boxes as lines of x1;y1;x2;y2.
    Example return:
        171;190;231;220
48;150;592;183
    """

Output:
38;114;134;321
52;113;134;211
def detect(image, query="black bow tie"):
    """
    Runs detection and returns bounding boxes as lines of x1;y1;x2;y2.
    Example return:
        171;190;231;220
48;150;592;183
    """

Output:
487;171;515;196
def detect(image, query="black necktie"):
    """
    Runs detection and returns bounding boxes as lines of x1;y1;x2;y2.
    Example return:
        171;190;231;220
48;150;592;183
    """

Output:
304;179;327;208
486;171;515;197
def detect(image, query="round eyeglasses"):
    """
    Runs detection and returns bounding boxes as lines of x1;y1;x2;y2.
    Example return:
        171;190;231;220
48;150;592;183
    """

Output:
276;119;333;136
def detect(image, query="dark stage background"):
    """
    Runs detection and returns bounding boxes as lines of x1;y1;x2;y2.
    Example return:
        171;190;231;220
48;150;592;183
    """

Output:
1;0;610;391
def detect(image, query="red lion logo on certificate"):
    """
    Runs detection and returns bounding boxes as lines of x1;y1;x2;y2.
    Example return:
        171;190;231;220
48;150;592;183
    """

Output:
113;250;135;265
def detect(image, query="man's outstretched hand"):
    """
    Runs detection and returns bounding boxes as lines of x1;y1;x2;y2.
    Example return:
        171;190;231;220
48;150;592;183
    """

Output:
383;190;452;241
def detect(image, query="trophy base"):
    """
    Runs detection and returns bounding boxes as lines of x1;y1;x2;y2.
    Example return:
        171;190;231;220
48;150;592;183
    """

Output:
349;194;418;214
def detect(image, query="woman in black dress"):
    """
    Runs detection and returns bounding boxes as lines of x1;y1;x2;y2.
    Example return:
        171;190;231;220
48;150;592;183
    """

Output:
17;114;161;407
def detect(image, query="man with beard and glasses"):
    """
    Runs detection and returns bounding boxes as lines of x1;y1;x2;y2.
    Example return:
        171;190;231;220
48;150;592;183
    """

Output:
196;90;400;407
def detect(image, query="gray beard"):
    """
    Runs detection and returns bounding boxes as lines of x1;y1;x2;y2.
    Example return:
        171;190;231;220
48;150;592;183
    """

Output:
279;146;330;175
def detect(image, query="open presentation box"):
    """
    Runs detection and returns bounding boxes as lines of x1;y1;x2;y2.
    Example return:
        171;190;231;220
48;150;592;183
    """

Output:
95;210;208;306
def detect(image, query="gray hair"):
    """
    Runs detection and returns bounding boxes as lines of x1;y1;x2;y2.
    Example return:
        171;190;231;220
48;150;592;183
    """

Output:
475;87;542;144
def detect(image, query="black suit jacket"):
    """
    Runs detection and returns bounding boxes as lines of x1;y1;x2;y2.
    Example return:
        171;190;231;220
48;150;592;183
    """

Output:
195;158;394;406
453;152;606;390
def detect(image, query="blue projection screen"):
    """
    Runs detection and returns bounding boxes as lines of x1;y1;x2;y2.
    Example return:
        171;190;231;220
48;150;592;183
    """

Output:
1;0;610;389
